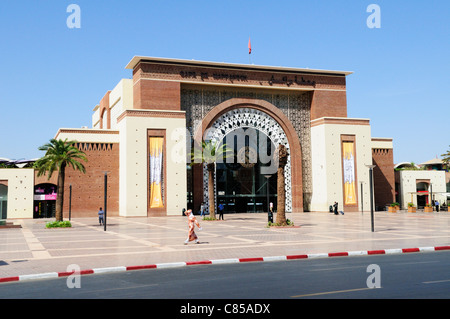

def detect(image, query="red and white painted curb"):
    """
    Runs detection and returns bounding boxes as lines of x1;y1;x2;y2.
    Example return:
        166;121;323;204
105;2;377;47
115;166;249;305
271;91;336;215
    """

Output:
1;245;449;284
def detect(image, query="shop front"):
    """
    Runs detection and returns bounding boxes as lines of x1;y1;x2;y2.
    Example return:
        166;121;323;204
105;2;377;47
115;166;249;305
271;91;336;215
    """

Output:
34;183;57;218
0;184;7;220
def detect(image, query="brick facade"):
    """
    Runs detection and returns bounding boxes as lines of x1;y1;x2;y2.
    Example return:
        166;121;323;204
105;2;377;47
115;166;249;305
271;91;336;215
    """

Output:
99;91;111;129
372;148;395;209
24;57;396;218
62;142;119;218
310;90;347;120
133;79;180;110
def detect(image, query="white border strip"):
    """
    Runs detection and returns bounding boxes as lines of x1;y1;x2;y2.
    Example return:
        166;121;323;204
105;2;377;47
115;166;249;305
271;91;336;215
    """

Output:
93;266;127;274
19;272;59;281
3;246;449;284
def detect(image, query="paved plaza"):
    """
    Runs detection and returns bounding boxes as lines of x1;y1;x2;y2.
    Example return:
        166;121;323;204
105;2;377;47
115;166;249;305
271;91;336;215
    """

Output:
0;211;449;280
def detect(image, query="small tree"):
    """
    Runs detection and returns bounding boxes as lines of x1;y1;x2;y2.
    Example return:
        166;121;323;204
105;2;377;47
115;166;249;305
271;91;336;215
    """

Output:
34;139;87;221
190;140;232;220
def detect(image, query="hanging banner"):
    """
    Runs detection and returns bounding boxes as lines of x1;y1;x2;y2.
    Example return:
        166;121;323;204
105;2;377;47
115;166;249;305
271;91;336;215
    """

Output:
149;137;164;208
343;141;357;205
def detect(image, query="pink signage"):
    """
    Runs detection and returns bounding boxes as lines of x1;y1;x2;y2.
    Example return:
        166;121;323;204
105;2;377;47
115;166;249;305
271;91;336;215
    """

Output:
45;193;57;200
34;193;57;201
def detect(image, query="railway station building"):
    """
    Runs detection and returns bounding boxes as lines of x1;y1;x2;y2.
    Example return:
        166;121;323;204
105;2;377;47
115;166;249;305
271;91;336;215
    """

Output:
0;56;396;219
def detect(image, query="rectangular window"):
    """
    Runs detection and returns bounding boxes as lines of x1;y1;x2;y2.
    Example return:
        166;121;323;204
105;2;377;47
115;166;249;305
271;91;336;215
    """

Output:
149;137;164;208
341;135;358;212
342;141;357;205
148;129;166;216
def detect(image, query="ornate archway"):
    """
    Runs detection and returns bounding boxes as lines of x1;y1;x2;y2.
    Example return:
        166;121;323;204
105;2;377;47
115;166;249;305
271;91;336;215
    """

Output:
204;107;292;212
193;97;303;213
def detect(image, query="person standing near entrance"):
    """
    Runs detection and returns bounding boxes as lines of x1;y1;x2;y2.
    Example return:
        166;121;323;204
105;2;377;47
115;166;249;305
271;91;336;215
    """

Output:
435;200;440;212
98;207;104;225
333;202;339;215
268;202;274;223
218;203;224;220
184;209;202;244
200;202;205;217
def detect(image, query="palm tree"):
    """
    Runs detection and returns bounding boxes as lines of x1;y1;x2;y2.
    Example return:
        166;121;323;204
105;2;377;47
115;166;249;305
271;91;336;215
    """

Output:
34;139;87;221
441;146;450;168
275;144;289;226
190;140;232;220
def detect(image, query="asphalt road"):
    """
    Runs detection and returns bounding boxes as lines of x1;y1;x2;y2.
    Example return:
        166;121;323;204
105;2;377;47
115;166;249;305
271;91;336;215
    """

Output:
1;251;448;304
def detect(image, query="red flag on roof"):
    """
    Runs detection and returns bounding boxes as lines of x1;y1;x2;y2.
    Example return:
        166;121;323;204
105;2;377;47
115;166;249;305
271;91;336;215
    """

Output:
248;37;252;54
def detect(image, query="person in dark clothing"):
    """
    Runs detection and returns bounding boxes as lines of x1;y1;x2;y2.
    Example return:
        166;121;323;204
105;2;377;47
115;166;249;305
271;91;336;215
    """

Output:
98;207;104;225
218;203;224;220
333;202;339;215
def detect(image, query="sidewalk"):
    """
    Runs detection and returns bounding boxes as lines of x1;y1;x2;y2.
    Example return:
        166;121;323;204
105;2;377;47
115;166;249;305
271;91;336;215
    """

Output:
0;211;449;282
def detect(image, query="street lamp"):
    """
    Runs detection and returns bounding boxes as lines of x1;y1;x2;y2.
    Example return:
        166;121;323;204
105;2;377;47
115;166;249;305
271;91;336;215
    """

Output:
264;174;273;223
430;183;433;211
360;181;364;215
69;184;72;221
103;171;110;231
365;164;376;232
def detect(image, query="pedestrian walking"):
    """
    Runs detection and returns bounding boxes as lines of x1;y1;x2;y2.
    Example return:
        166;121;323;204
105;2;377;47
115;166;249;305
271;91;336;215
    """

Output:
218;203;224;220
184;209;202;244
435;200;440;212
98;207;104;225
200;202;205;217
333;202;339;215
268;202;274;223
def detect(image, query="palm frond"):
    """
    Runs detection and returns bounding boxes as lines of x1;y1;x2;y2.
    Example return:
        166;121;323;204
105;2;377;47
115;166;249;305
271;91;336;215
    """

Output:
190;140;233;165
34;138;88;179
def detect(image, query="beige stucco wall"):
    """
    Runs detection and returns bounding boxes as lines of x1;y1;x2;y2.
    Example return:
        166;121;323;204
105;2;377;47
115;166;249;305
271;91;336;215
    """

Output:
92;105;100;128
55;129;120;143
91;79;133;129
397;170;447;208
310;118;373;212
109;79;133;130
0;168;34;219
117;111;187;217
371;138;393;149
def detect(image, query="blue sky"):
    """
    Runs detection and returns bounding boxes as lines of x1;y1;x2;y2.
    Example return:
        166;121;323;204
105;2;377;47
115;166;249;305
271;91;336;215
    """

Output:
0;0;449;165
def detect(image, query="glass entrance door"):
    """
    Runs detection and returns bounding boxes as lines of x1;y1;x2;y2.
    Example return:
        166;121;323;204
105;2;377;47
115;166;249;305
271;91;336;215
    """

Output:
34;200;56;218
216;129;277;213
33;184;57;218
0;185;7;220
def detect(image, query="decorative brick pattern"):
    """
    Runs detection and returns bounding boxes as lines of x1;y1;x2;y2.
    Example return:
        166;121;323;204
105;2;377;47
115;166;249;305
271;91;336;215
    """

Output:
134;62;347;91
62;143;120;218
372;148;395;209
205;107;292;212
181;86;312;210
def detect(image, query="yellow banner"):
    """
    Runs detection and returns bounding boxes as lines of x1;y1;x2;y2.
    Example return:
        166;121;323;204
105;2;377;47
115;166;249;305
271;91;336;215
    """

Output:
343;142;357;205
149;137;164;208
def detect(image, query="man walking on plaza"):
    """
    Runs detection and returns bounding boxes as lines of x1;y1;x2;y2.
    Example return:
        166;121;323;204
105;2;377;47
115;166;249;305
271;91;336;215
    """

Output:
98;207;104;225
218;203;224;220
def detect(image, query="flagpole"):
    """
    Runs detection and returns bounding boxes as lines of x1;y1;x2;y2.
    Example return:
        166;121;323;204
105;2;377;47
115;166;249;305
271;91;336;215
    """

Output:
248;37;252;64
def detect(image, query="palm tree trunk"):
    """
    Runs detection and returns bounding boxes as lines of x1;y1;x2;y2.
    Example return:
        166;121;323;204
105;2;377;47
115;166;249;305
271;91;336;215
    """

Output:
207;163;216;219
55;164;66;221
275;144;288;226
276;166;287;225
